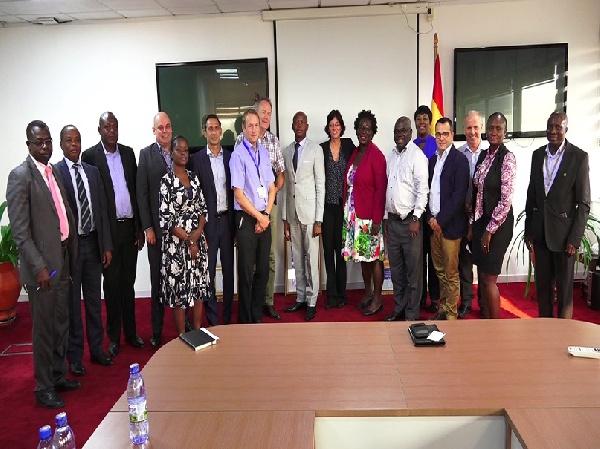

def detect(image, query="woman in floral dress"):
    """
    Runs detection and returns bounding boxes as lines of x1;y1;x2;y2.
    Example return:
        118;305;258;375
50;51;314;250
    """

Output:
159;135;210;334
342;110;387;316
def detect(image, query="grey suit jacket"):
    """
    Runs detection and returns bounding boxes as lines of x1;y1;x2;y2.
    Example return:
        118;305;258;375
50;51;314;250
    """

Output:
281;138;325;225
56;158;113;258
6;156;77;285
525;140;591;252
137;142;169;232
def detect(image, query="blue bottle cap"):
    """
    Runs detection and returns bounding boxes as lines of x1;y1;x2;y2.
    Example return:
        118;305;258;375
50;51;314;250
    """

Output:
130;363;140;375
39;425;52;440
55;412;67;427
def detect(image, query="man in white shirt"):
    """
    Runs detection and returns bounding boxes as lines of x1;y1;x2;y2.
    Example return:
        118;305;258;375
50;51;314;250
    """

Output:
384;117;429;321
456;111;489;318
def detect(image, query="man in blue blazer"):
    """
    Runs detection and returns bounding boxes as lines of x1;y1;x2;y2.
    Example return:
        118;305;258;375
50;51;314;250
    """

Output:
189;114;235;326
426;117;470;320
57;125;114;376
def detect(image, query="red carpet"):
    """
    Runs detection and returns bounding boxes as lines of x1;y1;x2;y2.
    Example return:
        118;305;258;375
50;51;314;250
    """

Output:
0;282;598;448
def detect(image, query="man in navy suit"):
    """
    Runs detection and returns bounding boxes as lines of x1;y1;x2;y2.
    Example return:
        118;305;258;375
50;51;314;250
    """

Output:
57;125;114;376
426;117;470;320
189;114;235;325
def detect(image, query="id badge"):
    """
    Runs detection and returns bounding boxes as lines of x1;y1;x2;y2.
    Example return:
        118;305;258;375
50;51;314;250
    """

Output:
257;186;267;200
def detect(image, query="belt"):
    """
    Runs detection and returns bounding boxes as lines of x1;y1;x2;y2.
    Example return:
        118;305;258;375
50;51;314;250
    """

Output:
388;211;414;221
79;230;97;239
117;218;133;223
217;210;228;218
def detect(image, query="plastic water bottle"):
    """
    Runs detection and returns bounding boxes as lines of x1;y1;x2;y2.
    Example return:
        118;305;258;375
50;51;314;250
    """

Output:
53;412;75;449
37;425;56;449
127;362;149;444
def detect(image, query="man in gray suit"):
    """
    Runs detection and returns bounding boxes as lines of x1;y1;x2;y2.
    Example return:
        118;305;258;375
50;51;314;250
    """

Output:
56;125;114;376
6;120;80;408
281;112;325;320
525;111;591;319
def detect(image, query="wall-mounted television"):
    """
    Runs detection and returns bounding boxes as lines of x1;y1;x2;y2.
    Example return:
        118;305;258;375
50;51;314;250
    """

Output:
453;43;567;140
156;58;269;151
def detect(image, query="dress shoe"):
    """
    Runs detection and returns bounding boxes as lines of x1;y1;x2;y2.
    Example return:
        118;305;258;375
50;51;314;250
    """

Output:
458;304;472;318
150;334;162;348
264;305;281;320
55;379;82;392
36;390;64;409
91;351;113;366
108;341;120;357
428;301;439;314
325;298;335;310
305;306;316;321
363;302;383;317
385;311;405;322
336;296;347;308
69;362;86;376
357;295;373;309
430;312;447;321
126;335;144;348
285;301;307;313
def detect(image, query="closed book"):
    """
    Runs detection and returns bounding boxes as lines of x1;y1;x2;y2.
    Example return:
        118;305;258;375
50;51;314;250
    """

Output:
179;328;219;351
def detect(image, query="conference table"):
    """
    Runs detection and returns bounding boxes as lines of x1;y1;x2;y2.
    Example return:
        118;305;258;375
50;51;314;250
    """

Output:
83;319;600;448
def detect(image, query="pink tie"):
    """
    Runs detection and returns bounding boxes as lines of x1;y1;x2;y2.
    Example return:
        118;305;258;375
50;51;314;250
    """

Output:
45;165;70;240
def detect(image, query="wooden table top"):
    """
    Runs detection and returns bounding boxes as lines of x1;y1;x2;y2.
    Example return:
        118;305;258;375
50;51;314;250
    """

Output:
84;319;600;448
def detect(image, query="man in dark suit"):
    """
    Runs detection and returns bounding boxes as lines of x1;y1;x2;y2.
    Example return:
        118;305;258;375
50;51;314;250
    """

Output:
7;120;81;408
525;112;591;319
426;117;470;320
82;112;145;357
137;111;172;347
56;125;114;376
189;114;235;326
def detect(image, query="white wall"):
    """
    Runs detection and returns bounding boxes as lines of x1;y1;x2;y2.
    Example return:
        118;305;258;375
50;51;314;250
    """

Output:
1;0;598;296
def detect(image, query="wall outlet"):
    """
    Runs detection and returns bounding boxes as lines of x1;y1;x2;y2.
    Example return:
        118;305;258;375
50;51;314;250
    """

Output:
427;7;434;21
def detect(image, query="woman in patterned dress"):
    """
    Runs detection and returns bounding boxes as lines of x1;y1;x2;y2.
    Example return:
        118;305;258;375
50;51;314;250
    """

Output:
159;135;210;334
342;110;387;316
469;112;516;319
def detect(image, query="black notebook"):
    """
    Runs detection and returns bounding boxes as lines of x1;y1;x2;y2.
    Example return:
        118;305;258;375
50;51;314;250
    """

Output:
179;328;219;351
408;323;445;346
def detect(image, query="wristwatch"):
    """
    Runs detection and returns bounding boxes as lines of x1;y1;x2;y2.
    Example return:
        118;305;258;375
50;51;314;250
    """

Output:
315;221;322;226
411;215;419;222
261;211;270;217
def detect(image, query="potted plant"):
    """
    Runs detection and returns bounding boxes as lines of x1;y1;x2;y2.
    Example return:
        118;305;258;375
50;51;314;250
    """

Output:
0;200;20;324
506;210;600;297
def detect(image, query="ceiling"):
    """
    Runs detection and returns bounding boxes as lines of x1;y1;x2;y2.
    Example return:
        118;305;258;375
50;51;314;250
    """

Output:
0;0;512;27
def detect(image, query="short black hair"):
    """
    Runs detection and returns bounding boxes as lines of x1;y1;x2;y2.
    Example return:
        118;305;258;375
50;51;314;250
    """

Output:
59;125;78;142
436;117;453;128
26;120;48;140
414;105;432;123
487;112;508;130
324;109;346;138
354;110;377;135
203;114;221;129
172;135;188;147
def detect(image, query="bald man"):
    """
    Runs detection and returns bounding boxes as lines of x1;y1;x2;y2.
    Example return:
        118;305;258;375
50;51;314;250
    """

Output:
137;112;173;347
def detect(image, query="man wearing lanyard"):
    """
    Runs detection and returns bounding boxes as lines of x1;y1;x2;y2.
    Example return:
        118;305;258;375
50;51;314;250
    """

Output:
230;109;276;323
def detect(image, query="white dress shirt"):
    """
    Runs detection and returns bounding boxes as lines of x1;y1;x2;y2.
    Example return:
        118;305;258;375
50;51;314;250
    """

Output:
428;147;450;217
207;146;228;214
457;140;489;179
64;158;95;235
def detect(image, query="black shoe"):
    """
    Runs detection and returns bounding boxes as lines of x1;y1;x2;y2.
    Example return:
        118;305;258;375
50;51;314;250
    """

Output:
91;351;113;366
357;295;373;309
336;296;347;308
385;311;405;322
305;306;316;321
325;299;335;310
430;312;447;321
69;362;86;376
108;341;120;357
428;301;439;314
55;379;82;392
36;390;64;409
150;334;162;348
264;305;281;320
126;335;144;348
285;302;307;313
458;304;472;318
363;302;383;317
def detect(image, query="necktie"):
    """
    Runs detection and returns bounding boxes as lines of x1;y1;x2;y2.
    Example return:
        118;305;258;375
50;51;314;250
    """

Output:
293;142;300;171
45;165;70;239
73;164;92;234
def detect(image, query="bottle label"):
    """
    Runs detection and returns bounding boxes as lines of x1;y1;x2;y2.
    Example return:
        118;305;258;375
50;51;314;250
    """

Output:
129;400;148;423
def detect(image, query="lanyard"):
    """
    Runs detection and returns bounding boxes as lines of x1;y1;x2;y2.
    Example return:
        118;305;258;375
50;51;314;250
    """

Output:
243;139;263;186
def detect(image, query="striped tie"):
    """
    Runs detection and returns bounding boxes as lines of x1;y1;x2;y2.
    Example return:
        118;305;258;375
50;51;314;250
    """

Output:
73;164;92;235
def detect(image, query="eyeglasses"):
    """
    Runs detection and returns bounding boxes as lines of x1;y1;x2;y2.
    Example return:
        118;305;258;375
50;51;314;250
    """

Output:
435;131;451;138
30;138;53;147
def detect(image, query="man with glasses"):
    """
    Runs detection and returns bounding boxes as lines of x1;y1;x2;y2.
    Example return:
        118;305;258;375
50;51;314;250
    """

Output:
189;114;235;326
7;120;80;408
82;112;144;358
426;118;470;320
384;117;429;321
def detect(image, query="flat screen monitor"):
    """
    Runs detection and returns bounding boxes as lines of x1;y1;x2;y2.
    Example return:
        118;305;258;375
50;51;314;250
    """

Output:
453;43;567;140
156;58;269;151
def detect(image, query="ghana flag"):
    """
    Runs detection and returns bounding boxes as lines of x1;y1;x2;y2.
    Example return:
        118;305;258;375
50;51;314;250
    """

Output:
430;33;444;136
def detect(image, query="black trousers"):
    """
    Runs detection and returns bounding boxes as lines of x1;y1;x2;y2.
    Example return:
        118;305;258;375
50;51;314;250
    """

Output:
147;235;165;336
104;219;138;343
421;224;440;303
534;241;575;318
322;203;347;305
236;211;271;324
